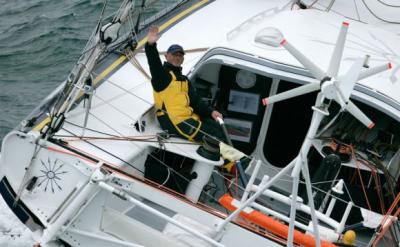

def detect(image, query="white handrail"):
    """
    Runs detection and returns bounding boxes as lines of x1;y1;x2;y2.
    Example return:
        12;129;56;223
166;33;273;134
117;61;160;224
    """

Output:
97;181;225;247
216;158;297;232
240;159;261;203
250;184;340;230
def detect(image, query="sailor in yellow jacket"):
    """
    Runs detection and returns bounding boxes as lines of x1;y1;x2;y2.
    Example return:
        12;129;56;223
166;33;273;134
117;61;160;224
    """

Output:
145;26;224;142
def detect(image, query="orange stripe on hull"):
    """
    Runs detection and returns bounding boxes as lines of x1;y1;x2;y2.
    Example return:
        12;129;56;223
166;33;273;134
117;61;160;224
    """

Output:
219;194;337;247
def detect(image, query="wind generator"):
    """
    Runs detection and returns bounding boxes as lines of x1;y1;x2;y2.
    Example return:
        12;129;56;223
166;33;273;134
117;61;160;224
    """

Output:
257;21;392;247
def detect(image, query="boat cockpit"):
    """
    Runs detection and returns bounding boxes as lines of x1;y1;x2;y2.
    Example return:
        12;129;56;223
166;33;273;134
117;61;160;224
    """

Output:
183;47;400;220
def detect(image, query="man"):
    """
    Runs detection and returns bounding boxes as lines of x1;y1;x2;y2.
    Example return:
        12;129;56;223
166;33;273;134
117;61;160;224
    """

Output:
145;26;224;142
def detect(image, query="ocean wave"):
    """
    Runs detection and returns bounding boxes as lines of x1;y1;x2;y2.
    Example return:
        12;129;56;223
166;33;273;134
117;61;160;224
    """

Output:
0;0;125;142
0;24;87;50
70;0;104;10
0;0;53;16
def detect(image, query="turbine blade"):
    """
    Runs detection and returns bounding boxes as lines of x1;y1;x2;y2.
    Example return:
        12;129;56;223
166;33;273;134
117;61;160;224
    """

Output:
262;83;320;105
338;58;364;101
346;100;375;129
358;63;392;81
281;39;326;80
327;22;349;77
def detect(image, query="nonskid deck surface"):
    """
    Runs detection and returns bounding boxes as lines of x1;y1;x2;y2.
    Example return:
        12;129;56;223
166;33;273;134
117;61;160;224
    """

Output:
1;0;400;246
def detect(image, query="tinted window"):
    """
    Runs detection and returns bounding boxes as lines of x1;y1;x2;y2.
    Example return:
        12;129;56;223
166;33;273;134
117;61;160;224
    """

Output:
263;80;317;167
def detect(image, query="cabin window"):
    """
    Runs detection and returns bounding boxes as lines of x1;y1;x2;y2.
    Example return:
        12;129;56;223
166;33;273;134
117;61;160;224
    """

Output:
263;80;317;167
216;65;272;154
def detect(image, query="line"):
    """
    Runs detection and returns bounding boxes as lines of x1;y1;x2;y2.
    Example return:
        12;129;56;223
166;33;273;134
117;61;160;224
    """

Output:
33;0;209;132
136;0;210;48
94;55;127;84
33;55;128;132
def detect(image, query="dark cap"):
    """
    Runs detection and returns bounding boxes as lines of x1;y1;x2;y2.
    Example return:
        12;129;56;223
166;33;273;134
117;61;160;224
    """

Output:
167;44;185;55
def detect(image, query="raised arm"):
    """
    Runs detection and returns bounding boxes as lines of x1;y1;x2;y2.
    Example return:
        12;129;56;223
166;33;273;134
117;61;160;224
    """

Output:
145;26;171;92
147;25;160;45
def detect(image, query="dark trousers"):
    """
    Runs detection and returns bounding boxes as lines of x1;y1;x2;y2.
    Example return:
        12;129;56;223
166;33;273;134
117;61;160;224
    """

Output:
157;114;225;143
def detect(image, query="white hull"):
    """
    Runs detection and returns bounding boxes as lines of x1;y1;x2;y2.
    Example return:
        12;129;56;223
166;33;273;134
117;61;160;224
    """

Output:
1;0;399;246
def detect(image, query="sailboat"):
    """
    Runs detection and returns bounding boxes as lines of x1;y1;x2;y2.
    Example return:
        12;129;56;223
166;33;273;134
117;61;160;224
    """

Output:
0;0;399;246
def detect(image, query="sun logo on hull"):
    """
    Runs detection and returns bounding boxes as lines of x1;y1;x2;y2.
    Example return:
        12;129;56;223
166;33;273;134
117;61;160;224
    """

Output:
37;158;68;193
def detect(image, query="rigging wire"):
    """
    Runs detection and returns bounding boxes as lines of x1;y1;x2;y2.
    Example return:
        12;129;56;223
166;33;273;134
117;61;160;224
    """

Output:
113;0;130;23
127;52;151;79
61;121;373;220
377;0;400;8
95;0;109;33
61;111;232;206
89;68;228;146
71;64;386;213
60;86;259;215
60;120;253;207
44;1;400;231
47;0;202;128
371;192;400;246
83;66;311;190
81;96;316;227
45;0;138;124
56;121;197;145
62;125;202;201
67;80;149;121
61;131;227;207
360;0;400;24
307;0;400;24
58;0;138;119
112;61;396;213
353;0;361;22
60;127;144;174
134;0;147;34
46;0;197;138
308;0;321;8
326;0;336;11
58;93;391;233
357;157;385;213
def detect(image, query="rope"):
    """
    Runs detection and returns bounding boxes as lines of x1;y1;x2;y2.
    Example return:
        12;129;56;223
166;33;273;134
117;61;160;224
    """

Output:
61;127;144;174
66;68;382;211
126;50;151;79
371;192;400;246
360;0;400;24
56;122;197;146
377;0;400;8
306;0;400;24
88;68;230;149
58;87;395;235
78;65;399;216
61;115;230;206
62;119;253;209
309;0;322;8
351;145;372;211
354;0;361;22
48;13;400;232
357;158;385;214
104;161;291;246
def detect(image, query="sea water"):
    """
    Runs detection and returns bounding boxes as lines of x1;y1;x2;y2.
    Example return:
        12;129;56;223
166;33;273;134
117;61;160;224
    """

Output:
0;0;172;141
0;0;172;245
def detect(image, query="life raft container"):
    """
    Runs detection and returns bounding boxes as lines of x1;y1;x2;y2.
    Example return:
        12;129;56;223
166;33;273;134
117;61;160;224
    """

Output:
219;194;337;247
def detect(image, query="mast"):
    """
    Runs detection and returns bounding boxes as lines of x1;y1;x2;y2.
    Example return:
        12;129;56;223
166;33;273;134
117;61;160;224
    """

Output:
41;0;135;139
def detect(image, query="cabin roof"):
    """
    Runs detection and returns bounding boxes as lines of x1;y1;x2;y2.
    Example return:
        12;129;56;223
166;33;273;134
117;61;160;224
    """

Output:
224;9;400;103
156;0;400;106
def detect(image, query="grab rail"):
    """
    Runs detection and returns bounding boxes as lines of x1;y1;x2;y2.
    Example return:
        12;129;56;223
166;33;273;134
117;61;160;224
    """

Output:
97;181;225;247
